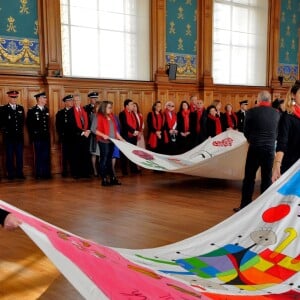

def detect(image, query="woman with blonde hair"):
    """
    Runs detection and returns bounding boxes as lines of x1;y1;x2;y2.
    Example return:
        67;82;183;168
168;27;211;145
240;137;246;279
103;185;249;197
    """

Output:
272;80;300;181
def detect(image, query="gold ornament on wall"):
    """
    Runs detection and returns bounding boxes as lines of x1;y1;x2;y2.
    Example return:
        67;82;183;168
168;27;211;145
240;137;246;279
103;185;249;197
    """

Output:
169;21;176;34
177;38;184;51
0;38;39;65
7;16;17;33
20;0;30;15
185;24;192;36
34;20;38;35
177;6;184;20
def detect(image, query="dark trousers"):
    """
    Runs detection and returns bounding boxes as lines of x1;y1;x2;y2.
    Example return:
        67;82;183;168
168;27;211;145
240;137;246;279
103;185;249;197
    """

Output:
99;141;114;179
5;140;24;178
61;141;74;176
240;145;274;208
120;136;138;174
72;136;90;178
33;140;51;178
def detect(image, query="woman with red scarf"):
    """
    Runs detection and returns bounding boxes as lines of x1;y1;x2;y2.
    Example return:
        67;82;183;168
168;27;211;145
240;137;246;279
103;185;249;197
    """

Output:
177;100;192;154
206;105;223;138
273;80;300;181
147;101;165;153
93;101;124;186
222;103;238;130
163;101;178;154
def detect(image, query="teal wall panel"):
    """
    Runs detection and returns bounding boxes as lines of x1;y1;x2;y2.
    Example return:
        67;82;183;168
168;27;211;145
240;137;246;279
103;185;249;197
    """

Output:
166;0;197;78
278;0;300;83
0;0;39;68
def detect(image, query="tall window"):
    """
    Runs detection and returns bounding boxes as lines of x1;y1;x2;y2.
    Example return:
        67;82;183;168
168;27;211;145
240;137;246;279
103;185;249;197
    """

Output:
213;0;268;86
60;0;150;81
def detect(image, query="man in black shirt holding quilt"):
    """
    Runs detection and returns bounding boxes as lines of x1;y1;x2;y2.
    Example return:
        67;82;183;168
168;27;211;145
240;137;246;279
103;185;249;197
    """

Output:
234;91;280;212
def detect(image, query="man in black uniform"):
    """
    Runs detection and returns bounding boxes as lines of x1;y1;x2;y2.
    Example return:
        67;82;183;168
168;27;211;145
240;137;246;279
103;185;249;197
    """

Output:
26;92;51;179
234;91;280;212
55;94;75;177
236;100;248;132
1;91;25;179
84;91;99;119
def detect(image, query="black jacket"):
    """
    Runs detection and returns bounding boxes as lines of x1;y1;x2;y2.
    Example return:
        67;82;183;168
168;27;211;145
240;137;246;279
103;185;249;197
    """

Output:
244;106;280;149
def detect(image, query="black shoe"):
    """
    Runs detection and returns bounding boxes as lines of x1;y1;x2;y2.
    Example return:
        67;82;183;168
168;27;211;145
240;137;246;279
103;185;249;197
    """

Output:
233;207;241;213
110;177;122;185
102;178;111;186
7;176;14;180
16;175;26;180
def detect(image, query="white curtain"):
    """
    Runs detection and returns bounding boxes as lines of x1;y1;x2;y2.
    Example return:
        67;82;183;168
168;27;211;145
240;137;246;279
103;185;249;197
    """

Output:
213;0;268;86
60;0;150;81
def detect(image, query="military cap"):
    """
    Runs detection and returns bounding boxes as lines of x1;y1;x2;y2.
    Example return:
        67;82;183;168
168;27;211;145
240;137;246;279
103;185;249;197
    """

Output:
7;90;19;98
88;91;99;98
239;100;248;105
34;92;46;99
62;94;74;102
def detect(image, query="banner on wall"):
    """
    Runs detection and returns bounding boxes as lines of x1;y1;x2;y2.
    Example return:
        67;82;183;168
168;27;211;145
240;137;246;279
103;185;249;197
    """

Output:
1;159;300;299
112;130;248;180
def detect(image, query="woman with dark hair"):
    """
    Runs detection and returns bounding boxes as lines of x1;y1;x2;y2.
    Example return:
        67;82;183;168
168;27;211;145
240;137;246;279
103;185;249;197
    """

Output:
147;101;165;153
206;105;223;137
92;101;124;186
177;100;192;153
272;80;300;181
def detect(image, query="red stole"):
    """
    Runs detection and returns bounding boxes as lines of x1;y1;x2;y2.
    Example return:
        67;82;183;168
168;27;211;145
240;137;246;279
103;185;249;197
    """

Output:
181;109;190;132
96;113;118;141
124;109;137;137
148;112;164;149
134;112;144;131
259;102;271;107
226;112;238;129
196;109;203;133
74;106;89;130
208;114;222;135
164;109;177;130
293;105;300;119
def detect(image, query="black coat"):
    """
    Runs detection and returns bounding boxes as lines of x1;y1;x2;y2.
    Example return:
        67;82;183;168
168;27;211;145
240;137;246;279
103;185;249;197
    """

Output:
1;104;25;141
276;112;300;172
26;105;50;142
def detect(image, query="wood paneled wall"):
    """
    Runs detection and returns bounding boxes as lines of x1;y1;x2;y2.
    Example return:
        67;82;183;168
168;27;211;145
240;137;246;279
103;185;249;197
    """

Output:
0;0;293;176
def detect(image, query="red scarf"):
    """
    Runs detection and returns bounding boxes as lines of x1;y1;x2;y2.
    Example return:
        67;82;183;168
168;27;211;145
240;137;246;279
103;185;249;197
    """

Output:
293;105;300;119
134;112;144;131
148;112;164;149
181;109;190;132
196;109;203;133
74;106;89;130
96;113;118;141
259;102;271;107
208;114;222;135
226;112;238;129
124;109;137;137
164;109;177;130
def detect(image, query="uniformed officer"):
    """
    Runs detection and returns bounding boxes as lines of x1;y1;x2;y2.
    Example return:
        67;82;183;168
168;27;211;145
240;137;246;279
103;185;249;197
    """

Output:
1;91;25;179
236;100;248;132
84;91;99;120
55;94;75;177
26;92;51;179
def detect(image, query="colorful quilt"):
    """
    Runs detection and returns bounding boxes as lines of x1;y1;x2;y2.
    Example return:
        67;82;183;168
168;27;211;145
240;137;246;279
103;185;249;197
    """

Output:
111;130;248;180
1;159;300;298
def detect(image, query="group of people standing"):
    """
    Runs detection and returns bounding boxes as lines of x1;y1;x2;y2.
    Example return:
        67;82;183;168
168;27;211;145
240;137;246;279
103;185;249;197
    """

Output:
142;96;249;156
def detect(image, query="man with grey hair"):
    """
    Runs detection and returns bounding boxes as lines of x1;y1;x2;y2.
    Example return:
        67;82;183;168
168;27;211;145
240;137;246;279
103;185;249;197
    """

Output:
233;90;280;212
